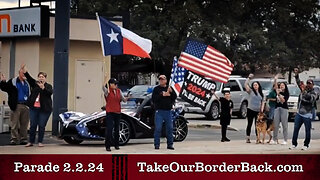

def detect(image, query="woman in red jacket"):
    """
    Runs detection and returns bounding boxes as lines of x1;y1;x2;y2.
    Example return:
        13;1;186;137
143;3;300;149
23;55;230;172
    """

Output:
102;77;127;151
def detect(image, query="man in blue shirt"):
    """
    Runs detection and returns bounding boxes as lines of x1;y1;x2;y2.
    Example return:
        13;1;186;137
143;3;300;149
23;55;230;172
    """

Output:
0;69;30;145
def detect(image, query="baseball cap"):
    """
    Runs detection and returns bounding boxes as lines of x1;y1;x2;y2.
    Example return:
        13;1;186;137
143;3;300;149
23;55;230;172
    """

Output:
108;78;119;84
306;79;314;84
222;87;231;94
159;75;167;80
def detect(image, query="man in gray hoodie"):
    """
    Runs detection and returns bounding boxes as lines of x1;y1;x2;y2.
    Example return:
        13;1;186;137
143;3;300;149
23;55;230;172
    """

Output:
290;68;317;150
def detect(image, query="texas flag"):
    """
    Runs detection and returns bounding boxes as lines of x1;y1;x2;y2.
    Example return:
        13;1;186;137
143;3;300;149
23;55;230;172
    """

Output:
97;16;152;58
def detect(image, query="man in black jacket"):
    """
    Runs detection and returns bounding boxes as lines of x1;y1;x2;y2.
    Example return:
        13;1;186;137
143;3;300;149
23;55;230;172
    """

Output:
0;70;30;145
152;75;177;150
294;68;318;121
290;68;317;150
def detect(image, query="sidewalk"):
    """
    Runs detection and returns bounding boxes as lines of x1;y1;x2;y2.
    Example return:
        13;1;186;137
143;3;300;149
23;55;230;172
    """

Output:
0;138;319;154
0;117;319;154
188;120;239;131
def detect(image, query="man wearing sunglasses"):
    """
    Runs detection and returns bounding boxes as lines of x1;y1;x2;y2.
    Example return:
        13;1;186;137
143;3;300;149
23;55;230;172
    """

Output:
290;68;318;150
152;75;177;150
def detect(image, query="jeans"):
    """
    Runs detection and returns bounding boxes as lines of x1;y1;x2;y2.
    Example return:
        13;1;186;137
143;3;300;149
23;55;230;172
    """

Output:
268;106;275;120
29;108;51;143
292;113;312;147
154;110;173;148
105;113;120;148
312;108;316;121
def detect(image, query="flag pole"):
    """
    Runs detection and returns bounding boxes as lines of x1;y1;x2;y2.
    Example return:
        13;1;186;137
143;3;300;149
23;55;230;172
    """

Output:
96;12;106;57
169;56;178;90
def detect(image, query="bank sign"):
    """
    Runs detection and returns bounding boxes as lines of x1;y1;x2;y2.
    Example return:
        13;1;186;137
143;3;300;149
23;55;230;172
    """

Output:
0;6;49;37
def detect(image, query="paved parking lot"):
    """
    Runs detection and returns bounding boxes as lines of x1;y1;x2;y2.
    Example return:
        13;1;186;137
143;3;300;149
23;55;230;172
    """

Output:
0;114;319;154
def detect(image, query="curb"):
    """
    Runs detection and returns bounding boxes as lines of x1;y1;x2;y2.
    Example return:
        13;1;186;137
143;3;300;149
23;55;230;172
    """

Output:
188;124;238;131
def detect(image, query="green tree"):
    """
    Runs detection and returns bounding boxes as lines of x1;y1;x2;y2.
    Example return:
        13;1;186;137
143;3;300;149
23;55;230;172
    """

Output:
72;0;320;74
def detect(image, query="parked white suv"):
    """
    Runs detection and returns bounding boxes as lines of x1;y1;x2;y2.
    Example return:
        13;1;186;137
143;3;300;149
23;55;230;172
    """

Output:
287;84;320;121
178;76;249;120
287;84;300;120
251;78;287;97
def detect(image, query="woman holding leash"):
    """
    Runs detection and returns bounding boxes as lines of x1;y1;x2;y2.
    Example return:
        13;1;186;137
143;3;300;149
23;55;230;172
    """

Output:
244;73;265;143
270;75;290;145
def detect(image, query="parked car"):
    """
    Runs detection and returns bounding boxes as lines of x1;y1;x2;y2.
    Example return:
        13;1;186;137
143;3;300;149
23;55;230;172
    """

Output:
313;78;320;87
59;95;188;145
287;84;301;121
313;85;320;120
251;78;287;97
127;85;154;97
284;84;319;121
118;84;133;96
178;75;249;120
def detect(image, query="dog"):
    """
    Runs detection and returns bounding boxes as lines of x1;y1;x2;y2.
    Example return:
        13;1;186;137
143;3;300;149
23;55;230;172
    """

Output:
256;112;274;144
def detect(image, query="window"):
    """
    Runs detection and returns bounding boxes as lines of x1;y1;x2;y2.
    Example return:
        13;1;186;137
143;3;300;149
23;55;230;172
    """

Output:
224;80;241;91
238;79;246;91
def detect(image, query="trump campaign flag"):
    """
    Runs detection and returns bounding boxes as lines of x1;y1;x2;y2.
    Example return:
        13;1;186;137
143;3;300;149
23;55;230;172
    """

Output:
97;15;152;58
169;56;187;96
178;39;234;83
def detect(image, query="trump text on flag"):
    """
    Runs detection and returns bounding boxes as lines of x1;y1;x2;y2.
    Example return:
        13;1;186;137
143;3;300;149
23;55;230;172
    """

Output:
180;71;216;110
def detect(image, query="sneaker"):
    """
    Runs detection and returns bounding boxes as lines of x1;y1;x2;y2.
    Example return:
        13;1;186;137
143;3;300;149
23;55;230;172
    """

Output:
9;141;17;145
269;140;277;145
246;138;251;143
155;146;159;150
289;145;297;150
301;146;309;151
115;146;120;150
224;138;230;142
20;141;28;145
281;141;287;145
167;146;174;150
106;147;111;151
38;143;44;147
25;143;33;147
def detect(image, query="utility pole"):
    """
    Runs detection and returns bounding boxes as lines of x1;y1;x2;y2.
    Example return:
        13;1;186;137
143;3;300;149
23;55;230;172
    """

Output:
52;0;70;136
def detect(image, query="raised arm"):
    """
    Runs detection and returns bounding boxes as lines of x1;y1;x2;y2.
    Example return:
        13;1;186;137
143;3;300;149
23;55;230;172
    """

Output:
20;64;37;88
273;74;279;89
293;68;302;90
24;71;37;88
244;74;254;93
102;73;109;97
0;73;9;92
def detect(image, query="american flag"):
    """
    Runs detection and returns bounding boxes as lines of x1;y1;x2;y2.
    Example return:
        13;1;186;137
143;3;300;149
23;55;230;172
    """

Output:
178;39;234;83
170;56;187;96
